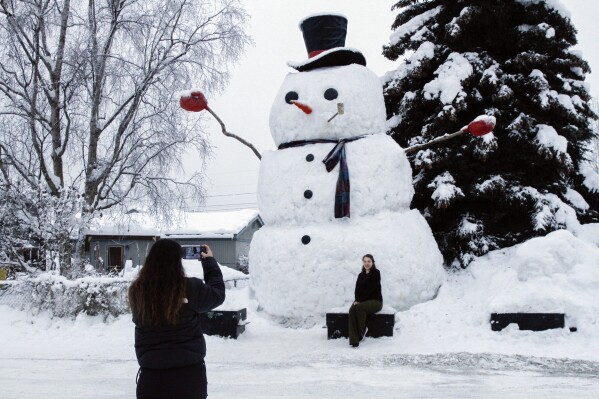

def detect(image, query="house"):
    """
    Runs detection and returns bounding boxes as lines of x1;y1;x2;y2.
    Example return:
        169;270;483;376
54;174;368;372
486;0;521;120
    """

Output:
83;209;263;272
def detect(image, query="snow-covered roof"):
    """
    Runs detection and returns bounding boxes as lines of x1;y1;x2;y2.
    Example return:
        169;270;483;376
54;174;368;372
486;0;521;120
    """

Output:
84;209;261;238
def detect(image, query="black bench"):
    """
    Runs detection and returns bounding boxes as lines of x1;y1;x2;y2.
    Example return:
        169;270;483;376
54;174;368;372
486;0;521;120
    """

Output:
326;312;395;339
200;308;247;339
490;313;568;332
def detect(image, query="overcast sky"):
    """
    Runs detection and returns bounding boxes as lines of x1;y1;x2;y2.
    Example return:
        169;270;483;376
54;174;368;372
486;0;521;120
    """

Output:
185;0;599;212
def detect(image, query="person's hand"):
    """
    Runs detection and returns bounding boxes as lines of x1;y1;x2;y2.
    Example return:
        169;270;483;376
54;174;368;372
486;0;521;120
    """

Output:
199;244;214;259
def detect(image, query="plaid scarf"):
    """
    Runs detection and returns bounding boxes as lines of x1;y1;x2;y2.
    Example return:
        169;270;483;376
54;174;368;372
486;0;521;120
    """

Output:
278;136;366;218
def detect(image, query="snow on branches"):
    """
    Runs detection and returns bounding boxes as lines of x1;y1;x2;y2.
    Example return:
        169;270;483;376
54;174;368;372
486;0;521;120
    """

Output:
428;172;464;209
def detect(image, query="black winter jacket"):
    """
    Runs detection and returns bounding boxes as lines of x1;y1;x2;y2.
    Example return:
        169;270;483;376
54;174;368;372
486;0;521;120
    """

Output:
133;256;225;369
354;268;382;303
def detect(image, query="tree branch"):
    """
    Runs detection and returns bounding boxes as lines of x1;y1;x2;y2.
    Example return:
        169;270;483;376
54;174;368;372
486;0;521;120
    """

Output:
206;107;261;160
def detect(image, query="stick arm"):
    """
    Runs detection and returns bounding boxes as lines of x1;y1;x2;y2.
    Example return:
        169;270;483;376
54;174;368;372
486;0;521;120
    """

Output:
206;107;262;160
404;129;466;155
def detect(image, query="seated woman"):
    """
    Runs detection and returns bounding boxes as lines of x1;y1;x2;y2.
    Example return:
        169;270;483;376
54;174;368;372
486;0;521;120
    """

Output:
348;254;383;347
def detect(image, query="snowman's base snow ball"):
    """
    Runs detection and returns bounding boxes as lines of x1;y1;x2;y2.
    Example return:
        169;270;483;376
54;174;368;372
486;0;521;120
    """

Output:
249;210;445;324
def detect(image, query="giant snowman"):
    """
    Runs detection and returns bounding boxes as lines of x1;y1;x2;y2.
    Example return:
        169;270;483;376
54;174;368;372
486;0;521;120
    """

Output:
249;14;444;324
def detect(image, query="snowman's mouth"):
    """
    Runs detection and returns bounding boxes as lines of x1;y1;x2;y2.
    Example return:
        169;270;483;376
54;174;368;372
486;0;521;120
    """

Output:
327;102;344;123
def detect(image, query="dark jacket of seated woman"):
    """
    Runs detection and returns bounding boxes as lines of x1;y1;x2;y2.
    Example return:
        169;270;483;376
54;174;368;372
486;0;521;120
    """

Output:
354;268;382;303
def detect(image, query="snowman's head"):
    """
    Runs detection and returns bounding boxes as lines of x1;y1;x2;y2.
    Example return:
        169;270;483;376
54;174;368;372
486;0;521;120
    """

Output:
269;64;387;146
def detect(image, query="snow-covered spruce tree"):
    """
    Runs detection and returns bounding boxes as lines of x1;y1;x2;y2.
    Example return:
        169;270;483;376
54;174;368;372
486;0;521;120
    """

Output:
383;0;599;267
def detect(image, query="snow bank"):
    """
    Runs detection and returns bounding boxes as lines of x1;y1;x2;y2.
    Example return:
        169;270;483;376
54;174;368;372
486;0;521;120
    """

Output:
396;225;599;360
1;225;599;392
4;222;599;369
477;230;599;318
0;262;247;319
0;274;131;319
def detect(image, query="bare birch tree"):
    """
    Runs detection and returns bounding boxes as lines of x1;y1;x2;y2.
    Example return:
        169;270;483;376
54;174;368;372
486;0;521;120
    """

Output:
0;0;249;275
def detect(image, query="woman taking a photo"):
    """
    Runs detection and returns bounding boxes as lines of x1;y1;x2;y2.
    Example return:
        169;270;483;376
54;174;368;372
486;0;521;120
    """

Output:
348;254;383;348
129;239;225;399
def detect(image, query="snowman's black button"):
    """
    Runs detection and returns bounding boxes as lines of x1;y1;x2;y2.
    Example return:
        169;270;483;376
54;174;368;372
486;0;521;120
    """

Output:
306;154;314;162
301;235;311;245
304;190;313;199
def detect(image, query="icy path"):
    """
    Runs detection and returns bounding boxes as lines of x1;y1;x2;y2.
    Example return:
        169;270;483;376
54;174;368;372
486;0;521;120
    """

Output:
2;354;599;398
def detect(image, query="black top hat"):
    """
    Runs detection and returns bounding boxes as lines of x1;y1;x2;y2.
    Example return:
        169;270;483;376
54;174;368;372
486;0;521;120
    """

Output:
288;13;367;72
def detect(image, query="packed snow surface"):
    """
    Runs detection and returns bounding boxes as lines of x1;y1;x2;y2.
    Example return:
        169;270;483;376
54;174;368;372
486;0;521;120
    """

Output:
250;210;445;323
257;134;414;224
255;60;445;324
269;64;386;145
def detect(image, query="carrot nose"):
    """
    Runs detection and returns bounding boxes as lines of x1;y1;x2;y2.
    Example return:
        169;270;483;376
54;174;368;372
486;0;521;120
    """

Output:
291;100;312;115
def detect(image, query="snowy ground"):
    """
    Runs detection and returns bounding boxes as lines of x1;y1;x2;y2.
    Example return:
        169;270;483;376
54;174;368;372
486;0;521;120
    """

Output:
2;286;599;398
2;226;599;398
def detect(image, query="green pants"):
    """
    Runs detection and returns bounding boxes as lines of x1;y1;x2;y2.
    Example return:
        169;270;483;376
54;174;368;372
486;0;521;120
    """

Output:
348;300;383;345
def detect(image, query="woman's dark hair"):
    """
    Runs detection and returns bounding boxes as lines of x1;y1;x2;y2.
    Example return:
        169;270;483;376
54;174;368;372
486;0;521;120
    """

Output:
129;239;186;327
362;253;377;273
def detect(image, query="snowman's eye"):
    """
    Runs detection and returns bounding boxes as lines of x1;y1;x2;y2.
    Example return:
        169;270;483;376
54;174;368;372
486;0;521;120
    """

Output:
285;91;299;104
324;88;338;101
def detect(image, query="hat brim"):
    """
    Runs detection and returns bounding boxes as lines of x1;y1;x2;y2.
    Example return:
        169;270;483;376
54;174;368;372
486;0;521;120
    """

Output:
288;47;366;72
